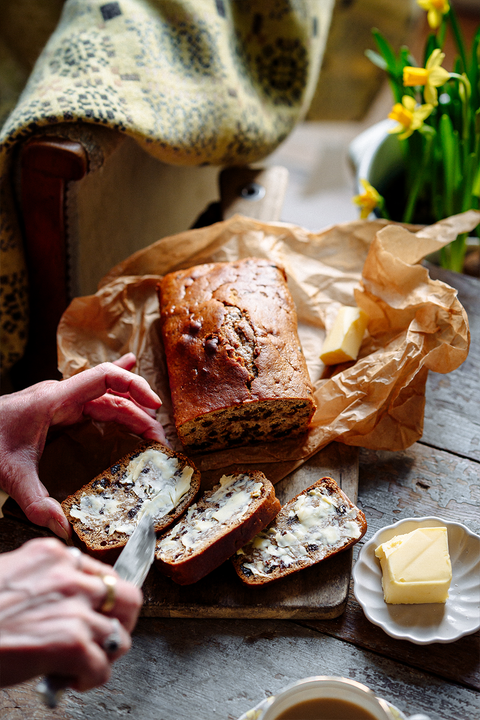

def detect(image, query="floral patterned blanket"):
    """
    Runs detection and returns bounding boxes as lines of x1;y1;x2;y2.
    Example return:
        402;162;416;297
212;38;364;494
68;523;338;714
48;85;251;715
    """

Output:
0;0;329;371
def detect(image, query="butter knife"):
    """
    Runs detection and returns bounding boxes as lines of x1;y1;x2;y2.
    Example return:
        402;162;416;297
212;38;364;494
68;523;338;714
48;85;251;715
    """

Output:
37;513;156;708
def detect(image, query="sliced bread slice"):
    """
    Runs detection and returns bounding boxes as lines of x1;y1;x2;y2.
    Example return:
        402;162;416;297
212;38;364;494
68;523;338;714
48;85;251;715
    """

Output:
62;440;200;559
154;470;281;585
231;477;367;585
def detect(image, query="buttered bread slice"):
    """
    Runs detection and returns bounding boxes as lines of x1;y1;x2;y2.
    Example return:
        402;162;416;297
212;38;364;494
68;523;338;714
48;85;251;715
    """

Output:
155;470;280;585
232;477;366;585
62;441;200;558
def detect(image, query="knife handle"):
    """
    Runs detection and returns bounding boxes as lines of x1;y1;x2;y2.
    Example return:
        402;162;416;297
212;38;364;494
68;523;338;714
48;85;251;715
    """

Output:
36;619;123;706
36;674;70;708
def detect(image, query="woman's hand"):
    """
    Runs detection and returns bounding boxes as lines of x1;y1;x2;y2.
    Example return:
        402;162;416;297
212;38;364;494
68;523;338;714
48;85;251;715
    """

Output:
0;354;167;539
0;538;142;690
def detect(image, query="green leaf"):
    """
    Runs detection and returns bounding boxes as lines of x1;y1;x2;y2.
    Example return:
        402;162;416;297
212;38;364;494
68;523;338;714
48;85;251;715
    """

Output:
403;132;434;223
364;49;388;72
399;46;416;72
449;97;464;138
448;233;468;273
462;152;476;210
439;114;455;217
437;19;447;49
473;155;480;198
367;32;407;103
424;34;438;66
453;56;463;75
371;29;398;73
468;27;480;110
452;130;462;196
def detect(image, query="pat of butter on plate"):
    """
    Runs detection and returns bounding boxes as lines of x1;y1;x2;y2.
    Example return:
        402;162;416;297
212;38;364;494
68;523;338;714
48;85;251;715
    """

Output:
375;527;452;604
320;306;369;364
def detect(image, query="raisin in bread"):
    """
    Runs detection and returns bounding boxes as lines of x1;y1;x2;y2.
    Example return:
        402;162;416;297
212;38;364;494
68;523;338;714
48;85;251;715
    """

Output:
157;257;316;453
155;470;281;585
231;477;366;585
62;441;200;558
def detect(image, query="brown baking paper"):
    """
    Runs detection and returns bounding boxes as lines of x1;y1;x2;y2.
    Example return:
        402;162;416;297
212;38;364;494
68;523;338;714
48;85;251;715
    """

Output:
55;210;479;485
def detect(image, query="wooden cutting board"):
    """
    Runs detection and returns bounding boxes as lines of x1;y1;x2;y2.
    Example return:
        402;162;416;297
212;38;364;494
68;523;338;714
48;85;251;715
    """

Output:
141;441;359;619
0;441;359;620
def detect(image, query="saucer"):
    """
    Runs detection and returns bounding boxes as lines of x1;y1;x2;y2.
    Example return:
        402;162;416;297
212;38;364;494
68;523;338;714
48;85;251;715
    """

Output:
353;516;480;644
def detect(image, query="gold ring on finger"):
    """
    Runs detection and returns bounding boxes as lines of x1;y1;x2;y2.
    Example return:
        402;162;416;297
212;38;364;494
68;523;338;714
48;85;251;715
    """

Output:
100;574;117;614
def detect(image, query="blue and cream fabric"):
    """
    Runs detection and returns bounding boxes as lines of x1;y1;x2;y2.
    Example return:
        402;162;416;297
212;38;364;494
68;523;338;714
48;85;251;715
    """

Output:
0;0;327;371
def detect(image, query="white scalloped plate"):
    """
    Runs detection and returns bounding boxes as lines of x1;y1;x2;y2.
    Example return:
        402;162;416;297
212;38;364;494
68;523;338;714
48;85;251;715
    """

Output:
353;517;480;644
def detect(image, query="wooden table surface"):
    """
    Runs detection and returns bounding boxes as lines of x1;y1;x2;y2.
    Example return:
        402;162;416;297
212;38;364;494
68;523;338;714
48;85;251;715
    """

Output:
1;264;479;720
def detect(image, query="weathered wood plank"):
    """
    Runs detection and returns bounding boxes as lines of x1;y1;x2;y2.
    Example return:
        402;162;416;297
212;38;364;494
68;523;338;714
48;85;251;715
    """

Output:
422;266;480;461
0;683;72;720
301;588;480;692
357;444;480;536
29;618;480;720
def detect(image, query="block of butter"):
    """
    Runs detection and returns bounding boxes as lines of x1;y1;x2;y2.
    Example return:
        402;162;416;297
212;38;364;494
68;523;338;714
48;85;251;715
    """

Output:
320;306;369;365
375;527;452;604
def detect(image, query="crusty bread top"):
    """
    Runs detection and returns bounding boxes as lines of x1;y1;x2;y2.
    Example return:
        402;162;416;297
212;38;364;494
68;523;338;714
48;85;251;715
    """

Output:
155;470;279;564
62;441;200;553
157;257;316;428
232;477;367;585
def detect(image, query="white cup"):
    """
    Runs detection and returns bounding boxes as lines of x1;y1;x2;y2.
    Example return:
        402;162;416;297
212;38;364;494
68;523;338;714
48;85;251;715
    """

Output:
262;676;397;720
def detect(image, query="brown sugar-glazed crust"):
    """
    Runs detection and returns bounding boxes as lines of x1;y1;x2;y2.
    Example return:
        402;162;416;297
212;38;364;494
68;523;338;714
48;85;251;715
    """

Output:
62;441;201;560
157;257;316;452
154;470;281;585
231;477;367;586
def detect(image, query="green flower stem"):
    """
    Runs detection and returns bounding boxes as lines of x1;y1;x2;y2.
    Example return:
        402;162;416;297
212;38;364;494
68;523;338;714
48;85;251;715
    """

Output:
439;114;455;218
444;232;468;273
440;244;448;268
378;197;391;220
437;21;447;50
450;73;472;142
469;29;480;111
473;156;480;198
402;132;434;224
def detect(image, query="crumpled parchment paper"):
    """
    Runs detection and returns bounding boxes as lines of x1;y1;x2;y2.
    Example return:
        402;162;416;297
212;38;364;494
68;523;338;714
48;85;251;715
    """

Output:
56;210;479;483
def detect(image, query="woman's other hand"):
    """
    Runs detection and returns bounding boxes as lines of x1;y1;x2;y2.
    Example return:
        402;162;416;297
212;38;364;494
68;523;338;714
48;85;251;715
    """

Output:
0;538;142;690
0;354;167;539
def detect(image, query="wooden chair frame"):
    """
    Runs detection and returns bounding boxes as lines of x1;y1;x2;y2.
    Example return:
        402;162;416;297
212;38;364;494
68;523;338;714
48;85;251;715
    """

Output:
15;136;287;388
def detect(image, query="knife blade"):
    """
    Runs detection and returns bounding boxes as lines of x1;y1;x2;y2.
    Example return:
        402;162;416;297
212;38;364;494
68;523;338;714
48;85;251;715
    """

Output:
113;510;156;585
37;512;156;708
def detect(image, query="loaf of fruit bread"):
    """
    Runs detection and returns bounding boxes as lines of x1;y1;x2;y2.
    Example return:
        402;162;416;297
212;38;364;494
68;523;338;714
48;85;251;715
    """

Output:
231;477;367;585
155;470;281;585
62;441;200;558
157;257;316;452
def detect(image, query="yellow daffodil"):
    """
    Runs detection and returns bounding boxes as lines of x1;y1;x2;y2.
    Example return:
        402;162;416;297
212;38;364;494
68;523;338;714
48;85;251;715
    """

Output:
417;0;450;30
403;49;451;105
388;95;434;139
353;179;382;219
